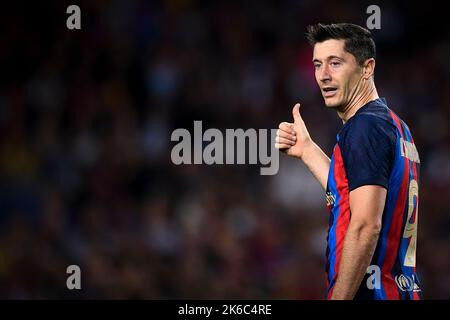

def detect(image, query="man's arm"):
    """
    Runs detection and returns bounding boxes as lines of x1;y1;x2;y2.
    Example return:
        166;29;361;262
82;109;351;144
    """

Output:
275;103;330;190
301;142;330;190
330;185;386;300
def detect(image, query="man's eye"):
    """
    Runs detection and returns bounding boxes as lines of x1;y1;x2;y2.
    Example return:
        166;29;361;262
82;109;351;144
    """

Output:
331;62;341;67
314;64;321;69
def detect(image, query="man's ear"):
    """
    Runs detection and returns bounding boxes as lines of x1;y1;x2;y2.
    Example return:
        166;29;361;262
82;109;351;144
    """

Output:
363;58;376;80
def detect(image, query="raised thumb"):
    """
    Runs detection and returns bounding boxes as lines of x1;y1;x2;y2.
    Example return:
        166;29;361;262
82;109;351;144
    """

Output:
292;103;301;123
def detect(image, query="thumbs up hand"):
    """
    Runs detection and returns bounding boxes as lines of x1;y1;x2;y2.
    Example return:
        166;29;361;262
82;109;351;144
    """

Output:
275;103;313;160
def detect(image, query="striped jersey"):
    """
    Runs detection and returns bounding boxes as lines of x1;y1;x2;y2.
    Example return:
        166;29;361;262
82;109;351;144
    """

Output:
325;98;422;300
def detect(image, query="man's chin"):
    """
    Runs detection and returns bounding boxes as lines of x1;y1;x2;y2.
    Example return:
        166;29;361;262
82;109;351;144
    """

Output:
323;98;341;108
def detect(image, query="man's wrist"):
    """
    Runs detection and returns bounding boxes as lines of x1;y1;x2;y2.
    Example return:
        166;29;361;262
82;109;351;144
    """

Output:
300;140;316;163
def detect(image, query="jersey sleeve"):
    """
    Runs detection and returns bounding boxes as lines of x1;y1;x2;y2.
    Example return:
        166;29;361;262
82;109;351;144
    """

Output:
339;115;396;192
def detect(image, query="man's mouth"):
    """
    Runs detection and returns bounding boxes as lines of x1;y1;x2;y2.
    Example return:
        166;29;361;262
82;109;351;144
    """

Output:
322;87;338;98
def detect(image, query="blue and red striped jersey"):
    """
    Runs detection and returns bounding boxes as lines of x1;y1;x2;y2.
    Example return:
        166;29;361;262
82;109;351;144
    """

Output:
325;98;422;300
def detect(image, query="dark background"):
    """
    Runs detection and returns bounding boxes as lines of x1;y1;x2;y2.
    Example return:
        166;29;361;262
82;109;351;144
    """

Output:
0;0;449;299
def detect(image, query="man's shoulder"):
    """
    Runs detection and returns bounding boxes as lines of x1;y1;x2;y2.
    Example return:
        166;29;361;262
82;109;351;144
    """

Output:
338;106;398;151
354;97;393;122
340;113;395;140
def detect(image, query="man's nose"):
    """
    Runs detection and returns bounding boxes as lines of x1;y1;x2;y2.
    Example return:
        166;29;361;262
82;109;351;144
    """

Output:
319;64;331;82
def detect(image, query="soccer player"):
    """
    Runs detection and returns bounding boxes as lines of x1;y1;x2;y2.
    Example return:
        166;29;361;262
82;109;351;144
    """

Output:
275;23;422;300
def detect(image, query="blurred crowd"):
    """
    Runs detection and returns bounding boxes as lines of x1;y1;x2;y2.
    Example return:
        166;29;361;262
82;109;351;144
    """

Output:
0;0;449;299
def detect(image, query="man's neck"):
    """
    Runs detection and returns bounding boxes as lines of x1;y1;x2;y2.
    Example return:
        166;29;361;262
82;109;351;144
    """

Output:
338;83;379;124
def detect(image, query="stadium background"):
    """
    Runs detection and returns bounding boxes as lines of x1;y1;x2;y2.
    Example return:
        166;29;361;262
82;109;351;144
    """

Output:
0;1;449;299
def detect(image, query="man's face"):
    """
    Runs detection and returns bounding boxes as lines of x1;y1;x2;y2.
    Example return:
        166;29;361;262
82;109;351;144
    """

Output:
312;39;363;109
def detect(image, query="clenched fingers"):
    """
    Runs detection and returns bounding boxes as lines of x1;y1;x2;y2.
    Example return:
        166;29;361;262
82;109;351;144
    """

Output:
277;124;296;142
275;142;292;150
275;136;296;146
277;129;296;142
278;122;295;133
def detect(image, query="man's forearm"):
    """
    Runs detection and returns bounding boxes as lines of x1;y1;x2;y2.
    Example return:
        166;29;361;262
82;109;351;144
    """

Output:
301;142;330;190
330;222;380;300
